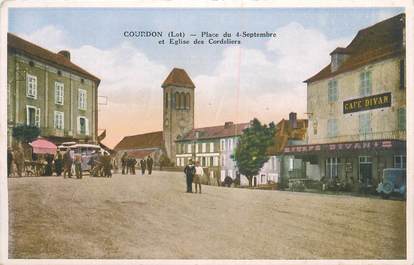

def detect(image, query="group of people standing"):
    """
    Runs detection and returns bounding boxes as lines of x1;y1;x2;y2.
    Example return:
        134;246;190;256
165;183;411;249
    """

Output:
121;152;154;175
184;159;204;193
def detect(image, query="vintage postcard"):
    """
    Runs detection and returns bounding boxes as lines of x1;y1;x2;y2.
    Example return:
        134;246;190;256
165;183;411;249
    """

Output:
0;0;413;264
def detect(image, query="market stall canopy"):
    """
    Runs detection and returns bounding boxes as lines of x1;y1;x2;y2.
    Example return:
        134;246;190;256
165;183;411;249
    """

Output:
29;138;57;155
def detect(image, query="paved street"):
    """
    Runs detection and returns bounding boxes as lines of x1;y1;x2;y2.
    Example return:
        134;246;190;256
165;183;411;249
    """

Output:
8;171;406;259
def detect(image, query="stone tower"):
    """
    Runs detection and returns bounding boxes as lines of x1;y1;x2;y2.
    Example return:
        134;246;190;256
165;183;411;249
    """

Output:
162;68;195;162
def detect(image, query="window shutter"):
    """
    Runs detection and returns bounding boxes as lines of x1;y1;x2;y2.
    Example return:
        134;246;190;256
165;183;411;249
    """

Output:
85;118;89;135
35;108;40;127
26;106;30;126
33;78;37;99
53;111;57;129
77;117;81;134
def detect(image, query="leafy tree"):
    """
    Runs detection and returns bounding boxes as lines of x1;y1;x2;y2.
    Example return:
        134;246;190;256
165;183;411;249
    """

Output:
12;124;41;143
232;118;276;187
159;153;173;169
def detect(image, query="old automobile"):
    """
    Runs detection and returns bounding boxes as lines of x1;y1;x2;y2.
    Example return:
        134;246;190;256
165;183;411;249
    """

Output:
376;168;406;199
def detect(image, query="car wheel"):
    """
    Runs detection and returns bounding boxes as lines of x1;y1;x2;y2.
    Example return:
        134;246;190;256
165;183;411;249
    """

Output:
382;182;393;194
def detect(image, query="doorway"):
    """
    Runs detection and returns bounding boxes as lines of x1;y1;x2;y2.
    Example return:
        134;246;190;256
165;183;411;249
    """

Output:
359;156;373;186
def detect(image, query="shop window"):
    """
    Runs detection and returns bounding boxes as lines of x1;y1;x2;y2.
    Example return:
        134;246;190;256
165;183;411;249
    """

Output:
327;119;338;138
398;107;406;131
326;157;340;179
328;79;338;102
394;155;406;169
288;158;294;172
359;71;372;96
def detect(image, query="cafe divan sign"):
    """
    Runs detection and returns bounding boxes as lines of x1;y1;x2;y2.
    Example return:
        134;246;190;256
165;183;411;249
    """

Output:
343;92;391;114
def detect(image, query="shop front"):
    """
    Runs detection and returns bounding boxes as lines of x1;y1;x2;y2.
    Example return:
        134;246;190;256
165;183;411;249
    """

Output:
282;139;406;191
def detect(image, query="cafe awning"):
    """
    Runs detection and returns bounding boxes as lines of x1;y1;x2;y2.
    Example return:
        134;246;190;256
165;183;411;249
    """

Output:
282;139;406;155
29;138;57;155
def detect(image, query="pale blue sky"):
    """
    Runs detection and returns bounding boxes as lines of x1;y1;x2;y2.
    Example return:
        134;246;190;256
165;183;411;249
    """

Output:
8;7;405;147
9;8;403;76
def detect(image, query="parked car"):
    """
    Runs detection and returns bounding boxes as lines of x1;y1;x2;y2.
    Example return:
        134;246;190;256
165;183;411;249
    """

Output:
376;168;406;199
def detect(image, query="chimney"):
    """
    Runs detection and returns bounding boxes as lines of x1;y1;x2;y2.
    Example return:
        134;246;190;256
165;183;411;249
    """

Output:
289;112;297;129
58;50;71;61
224;121;234;129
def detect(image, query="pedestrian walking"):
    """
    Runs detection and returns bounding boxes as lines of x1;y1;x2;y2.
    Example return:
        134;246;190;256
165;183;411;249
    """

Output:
44;154;53;176
140;158;146;175
146;156;153;175
121;152;128;175
63;148;73;178
194;161;204;193
131;158;137;175
184;159;196;193
102;153;112;178
7;148;13;177
54;151;63;176
74;154;82;179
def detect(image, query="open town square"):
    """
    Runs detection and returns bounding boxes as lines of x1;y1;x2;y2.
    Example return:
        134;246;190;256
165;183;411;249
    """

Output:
8;171;405;259
4;5;410;263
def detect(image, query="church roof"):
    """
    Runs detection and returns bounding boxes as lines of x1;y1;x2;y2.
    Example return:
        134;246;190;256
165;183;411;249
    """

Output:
305;13;405;83
114;131;163;151
162;68;195;89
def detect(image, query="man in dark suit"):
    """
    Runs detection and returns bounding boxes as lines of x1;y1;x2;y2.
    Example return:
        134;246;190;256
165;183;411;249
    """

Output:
140;158;146;175
184;159;196;193
146;156;153;175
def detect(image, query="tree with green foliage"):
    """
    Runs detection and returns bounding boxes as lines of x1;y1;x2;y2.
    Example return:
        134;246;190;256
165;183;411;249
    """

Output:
232;118;276;187
12;124;41;143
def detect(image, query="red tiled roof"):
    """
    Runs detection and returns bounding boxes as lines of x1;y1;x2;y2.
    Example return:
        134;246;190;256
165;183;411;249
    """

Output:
162;68;195;89
114;131;163;151
177;122;250;141
305;13;405;83
8;33;100;83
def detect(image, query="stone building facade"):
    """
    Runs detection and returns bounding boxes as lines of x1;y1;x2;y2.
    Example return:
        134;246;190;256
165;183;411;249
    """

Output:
282;13;406;190
175;122;249;184
7;33;100;146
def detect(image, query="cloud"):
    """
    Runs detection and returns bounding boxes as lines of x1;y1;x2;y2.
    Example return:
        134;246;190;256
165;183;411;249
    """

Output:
194;22;351;128
20;22;352;148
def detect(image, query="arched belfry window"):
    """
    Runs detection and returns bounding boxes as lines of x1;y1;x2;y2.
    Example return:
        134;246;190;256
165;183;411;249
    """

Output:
165;92;169;108
180;93;185;109
175;93;180;110
186;93;190;109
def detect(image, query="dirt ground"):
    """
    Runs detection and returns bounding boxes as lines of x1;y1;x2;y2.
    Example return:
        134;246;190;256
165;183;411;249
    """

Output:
8;171;406;259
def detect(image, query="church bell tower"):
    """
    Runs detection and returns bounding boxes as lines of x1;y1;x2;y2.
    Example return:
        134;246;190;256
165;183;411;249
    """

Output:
162;68;195;163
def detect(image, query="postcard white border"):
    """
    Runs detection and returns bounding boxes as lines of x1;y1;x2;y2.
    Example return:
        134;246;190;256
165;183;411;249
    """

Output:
0;0;413;265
